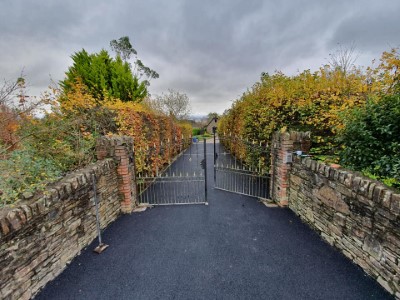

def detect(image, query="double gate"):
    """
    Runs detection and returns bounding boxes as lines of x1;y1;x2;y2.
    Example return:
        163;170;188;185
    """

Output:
136;138;207;205
213;134;271;200
136;133;271;205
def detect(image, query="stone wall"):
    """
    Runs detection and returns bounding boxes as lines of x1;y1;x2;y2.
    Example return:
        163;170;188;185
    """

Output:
0;135;136;300
288;155;400;297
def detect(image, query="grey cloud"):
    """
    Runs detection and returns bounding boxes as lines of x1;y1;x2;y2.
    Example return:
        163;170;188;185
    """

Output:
0;1;86;43
0;0;398;115
329;2;400;52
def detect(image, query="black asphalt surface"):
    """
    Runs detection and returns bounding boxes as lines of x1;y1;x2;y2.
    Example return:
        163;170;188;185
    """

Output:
36;143;393;300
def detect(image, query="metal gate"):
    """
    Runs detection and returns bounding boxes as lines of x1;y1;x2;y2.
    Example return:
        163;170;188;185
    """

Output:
136;138;207;205
213;134;271;199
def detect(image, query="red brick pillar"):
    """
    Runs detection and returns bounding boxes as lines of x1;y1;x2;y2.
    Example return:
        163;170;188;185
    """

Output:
96;136;136;213
270;131;310;206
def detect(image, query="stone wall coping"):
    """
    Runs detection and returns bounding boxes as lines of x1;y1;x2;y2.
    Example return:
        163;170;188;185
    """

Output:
0;158;115;241
272;131;311;143
97;135;133;146
292;154;400;216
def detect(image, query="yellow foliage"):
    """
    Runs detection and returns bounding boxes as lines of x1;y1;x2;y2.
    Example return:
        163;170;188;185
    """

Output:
219;48;400;158
59;78;98;113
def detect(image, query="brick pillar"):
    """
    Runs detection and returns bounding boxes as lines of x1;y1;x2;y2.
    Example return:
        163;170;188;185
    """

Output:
96;136;136;213
270;131;311;206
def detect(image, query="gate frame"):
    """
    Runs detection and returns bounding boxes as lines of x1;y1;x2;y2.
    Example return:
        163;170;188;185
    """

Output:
213;133;271;200
136;138;208;206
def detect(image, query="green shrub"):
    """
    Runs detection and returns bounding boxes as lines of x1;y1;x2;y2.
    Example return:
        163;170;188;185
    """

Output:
338;94;400;187
0;148;62;206
19;113;98;172
0;111;99;206
192;128;201;136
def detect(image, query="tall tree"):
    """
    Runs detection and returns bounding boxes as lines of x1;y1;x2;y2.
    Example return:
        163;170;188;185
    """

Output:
61;37;158;102
110;36;137;62
60;49;147;102
110;36;159;86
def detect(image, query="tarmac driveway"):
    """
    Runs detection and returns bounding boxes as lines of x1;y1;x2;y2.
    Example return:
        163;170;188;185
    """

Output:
35;143;393;300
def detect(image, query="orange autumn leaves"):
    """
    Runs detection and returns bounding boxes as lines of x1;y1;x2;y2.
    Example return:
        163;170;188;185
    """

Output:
59;79;192;175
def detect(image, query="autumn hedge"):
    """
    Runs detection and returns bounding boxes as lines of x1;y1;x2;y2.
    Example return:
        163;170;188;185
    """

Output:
218;48;400;180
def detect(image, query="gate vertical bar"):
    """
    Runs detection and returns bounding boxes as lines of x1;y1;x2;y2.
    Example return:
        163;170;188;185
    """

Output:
92;173;109;253
213;133;216;183
204;138;208;202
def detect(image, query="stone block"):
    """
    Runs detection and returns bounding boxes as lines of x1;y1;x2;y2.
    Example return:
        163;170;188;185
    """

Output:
7;210;22;232
321;232;335;246
344;173;354;188
358;179;370;196
335;183;352;198
328;223;342;236
382;249;398;264
352;176;362;193
317;185;350;215
289;174;302;186
19;289;32;300
373;185;384;204
36;198;46;214
305;208;314;222
367;182;376;199
356;194;373;207
376;208;396;221
381;190;392;209
341;237;364;257
354;257;370;273
328;168;335;180
361;217;373;230
0;218;10;236
14;264;33;280
324;166;330;178
377;276;394;294
338;171;347;184
385;233;400;250
342;249;354;260
20;205;33;222
366;256;382;278
381;255;398;276
309;160;318;172
363;236;383;259
68;219;82;232
351;226;366;240
391;194;400;216
317;186;337;207
333;213;346;227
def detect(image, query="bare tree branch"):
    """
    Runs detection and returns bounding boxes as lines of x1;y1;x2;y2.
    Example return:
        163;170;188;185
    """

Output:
328;42;359;76
154;89;192;120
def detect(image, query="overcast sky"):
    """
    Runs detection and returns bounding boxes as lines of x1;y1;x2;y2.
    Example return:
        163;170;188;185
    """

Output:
1;0;399;116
